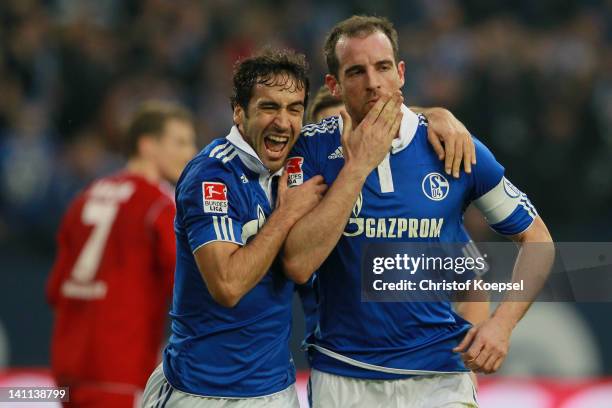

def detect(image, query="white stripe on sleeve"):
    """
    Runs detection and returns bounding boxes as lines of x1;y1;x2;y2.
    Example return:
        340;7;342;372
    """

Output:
222;150;239;164
216;145;235;159
209;143;229;158
212;216;222;240
227;218;236;241
220;216;229;240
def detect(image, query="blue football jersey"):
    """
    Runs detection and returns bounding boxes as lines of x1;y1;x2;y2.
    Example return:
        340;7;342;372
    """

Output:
296;273;320;339
163;126;295;397
289;106;537;379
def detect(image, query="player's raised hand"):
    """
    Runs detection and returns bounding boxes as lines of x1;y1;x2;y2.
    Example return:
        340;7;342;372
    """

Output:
453;316;514;374
340;91;403;176
424;108;476;178
276;171;327;224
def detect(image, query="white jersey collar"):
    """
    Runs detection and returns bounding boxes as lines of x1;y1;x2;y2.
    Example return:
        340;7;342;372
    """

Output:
337;104;419;155
225;126;283;177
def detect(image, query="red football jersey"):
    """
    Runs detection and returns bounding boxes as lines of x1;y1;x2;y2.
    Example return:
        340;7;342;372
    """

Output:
46;171;176;389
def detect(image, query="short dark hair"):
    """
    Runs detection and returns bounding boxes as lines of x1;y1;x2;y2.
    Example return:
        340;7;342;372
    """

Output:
230;47;310;112
306;86;343;124
324;15;400;78
125;101;193;158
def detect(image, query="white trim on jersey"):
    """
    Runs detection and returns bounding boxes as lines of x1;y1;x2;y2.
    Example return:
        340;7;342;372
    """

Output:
222;149;239;164
226;126;260;163
302;116;339;137
192;221;244;254
220;216;229;240
377;153;395;193
336;105;420;155
142;364;296;404
308;344;468;376
391;105;419;154
210;215;239;242
212;216;222;239
192;238;244;254
215;144;235;159
520;193;538;218
473;177;536;224
225;126;284;181
227;218;236;241
209;142;229;158
258;172;282;207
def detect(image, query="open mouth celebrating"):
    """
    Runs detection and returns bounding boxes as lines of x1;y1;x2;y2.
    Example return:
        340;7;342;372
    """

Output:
264;134;289;155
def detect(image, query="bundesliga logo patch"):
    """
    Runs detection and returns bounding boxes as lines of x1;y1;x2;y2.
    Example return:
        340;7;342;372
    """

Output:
286;157;304;187
202;182;228;213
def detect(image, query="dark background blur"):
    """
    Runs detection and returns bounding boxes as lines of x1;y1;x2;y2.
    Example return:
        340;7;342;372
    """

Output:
0;0;611;375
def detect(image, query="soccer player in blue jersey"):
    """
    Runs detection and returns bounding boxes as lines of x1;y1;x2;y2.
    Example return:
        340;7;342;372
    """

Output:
282;16;554;407
299;87;490;388
140;49;327;408
141;47;481;407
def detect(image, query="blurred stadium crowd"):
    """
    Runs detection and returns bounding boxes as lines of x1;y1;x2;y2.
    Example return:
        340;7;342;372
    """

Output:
0;0;610;246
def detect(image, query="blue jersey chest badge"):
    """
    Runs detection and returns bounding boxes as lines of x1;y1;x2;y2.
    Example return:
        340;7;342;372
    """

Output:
422;172;450;201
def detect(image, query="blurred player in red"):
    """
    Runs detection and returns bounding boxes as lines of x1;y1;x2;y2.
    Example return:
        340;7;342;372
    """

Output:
46;102;197;408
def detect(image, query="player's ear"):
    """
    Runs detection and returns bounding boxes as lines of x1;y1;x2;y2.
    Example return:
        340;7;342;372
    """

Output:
233;104;245;130
325;74;341;98
397;60;405;88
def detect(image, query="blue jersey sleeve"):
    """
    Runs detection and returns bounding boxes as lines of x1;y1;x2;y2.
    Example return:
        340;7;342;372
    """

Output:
470;137;537;236
177;159;246;252
287;116;342;185
469;137;505;199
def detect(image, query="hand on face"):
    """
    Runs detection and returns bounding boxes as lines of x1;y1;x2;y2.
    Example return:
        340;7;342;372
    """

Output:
340;90;404;177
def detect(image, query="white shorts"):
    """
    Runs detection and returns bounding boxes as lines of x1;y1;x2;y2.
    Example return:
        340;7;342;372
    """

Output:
141;364;299;408
309;369;478;408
